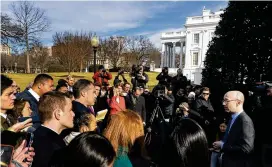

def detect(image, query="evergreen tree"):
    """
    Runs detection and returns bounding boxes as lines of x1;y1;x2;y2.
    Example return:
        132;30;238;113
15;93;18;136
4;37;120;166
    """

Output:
202;1;272;90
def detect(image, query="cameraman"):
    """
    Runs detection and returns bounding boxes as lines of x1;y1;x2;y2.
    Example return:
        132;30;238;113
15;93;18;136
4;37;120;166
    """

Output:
172;68;188;95
92;65;112;86
131;65;149;88
158;85;175;123
113;69;128;86
156;67;172;86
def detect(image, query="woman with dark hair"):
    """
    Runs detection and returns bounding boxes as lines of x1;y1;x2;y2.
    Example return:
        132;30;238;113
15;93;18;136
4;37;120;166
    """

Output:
160;118;209;167
6;99;33;130
8;99;32;120
51;132;116;167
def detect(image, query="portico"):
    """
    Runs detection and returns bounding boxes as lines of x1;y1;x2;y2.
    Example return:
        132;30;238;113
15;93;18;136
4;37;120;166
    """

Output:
160;8;224;83
161;35;186;69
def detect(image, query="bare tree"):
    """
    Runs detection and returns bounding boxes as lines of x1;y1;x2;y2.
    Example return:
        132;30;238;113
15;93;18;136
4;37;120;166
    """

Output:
125;35;154;64
10;1;50;73
99;36;125;69
29;42;49;73
52;31;93;74
1;13;23;45
0;53;20;73
148;48;161;67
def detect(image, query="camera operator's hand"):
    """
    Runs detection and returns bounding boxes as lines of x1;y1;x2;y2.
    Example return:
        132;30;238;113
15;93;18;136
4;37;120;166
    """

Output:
11;140;35;167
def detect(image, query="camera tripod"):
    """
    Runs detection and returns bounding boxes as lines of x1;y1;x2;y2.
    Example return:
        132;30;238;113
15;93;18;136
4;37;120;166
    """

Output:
149;98;165;127
145;98;166;145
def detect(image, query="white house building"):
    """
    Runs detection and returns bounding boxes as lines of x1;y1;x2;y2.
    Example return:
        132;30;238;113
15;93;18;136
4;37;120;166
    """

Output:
160;8;223;84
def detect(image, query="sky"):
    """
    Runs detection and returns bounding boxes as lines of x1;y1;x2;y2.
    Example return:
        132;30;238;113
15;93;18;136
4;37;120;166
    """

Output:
1;1;228;49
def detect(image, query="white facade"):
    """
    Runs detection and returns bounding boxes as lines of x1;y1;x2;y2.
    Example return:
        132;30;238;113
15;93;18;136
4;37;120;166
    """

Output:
0;44;11;56
160;9;223;83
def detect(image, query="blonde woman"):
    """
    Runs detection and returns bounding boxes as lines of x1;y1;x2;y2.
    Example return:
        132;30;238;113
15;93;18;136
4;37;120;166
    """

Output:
104;110;148;167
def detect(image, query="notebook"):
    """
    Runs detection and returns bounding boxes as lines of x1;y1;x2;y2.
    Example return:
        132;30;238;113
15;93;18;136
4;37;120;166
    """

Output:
96;109;108;121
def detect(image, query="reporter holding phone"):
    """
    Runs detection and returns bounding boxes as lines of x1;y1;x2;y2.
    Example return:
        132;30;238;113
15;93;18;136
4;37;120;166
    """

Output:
1;75;35;167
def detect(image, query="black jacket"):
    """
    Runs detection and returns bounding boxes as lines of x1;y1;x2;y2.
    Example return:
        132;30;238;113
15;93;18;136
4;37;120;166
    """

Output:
32;126;66;167
160;94;175;118
72;101;91;119
156;73;172;86
125;95;146;122
131;73;149;88
193;96;215;123
93;95;109;113
171;75;188;94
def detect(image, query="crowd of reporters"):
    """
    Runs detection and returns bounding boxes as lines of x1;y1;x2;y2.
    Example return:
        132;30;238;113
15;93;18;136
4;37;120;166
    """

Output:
1;64;271;167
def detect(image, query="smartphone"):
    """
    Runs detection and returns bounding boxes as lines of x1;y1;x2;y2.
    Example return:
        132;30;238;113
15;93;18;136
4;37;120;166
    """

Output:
0;145;14;166
18;116;40;123
25;133;34;149
23;133;34;162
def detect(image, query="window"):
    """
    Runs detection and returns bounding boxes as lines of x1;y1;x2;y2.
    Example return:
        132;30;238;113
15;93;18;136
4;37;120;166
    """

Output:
192;52;199;66
193;33;199;44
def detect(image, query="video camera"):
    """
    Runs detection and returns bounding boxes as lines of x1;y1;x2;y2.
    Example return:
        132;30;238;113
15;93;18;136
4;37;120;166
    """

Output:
131;66;142;77
162;67;168;75
152;84;166;98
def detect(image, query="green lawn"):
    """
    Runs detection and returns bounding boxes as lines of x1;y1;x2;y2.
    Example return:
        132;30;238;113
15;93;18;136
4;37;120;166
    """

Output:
4;72;160;90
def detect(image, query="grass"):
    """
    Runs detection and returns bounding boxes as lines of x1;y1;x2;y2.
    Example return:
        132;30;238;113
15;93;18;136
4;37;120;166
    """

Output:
4;72;160;90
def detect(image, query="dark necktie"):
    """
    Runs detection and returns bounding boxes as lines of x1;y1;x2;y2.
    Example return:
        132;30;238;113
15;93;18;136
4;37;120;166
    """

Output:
222;118;232;143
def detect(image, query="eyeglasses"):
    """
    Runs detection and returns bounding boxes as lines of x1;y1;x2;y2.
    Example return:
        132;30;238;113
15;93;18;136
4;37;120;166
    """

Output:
222;99;237;104
203;93;210;95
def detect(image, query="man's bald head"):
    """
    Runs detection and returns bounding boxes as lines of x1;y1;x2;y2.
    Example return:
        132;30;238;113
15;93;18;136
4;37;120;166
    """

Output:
225;91;244;103
223;91;244;113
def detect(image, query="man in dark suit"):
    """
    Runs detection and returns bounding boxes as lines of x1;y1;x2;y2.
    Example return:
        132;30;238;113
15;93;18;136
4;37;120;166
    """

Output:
72;79;97;131
1;75;17;131
32;92;75;167
213;91;255;167
16;74;54;128
125;86;146;124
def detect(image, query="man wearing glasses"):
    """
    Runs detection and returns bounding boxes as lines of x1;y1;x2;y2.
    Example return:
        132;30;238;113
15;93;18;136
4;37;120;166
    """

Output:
213;91;254;167
193;87;216;145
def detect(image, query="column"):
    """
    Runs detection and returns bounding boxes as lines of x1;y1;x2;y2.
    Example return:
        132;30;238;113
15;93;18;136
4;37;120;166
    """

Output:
179;42;184;68
161;43;165;68
172;42;176;68
164;44;168;67
168;45;171;67
169;45;172;67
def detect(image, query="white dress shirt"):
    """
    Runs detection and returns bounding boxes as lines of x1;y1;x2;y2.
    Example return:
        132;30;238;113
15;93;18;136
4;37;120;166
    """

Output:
28;88;40;101
0;113;7;119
